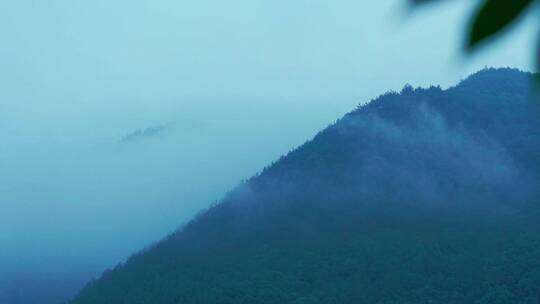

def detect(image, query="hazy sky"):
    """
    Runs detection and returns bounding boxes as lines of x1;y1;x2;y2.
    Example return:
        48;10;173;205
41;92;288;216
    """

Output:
0;0;537;295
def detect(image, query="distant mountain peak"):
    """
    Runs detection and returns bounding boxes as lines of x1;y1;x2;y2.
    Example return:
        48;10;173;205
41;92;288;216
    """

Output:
453;67;532;93
120;125;166;143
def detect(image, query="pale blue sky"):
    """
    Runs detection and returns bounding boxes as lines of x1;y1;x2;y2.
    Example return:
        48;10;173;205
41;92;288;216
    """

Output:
0;0;537;289
0;0;535;140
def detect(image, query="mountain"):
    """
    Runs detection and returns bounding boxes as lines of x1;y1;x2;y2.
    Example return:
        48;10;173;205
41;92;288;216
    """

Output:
70;68;540;304
120;125;166;143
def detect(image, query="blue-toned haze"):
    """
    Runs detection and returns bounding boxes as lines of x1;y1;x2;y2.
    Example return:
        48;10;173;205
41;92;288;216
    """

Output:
0;0;536;303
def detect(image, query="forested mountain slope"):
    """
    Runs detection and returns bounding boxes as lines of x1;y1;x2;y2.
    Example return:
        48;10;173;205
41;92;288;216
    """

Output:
71;68;540;304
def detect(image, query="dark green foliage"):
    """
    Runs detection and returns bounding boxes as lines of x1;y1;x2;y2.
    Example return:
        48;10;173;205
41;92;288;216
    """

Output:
409;0;539;67
71;68;540;304
466;0;534;50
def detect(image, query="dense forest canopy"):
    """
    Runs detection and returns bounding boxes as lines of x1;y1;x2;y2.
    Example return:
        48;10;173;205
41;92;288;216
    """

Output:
70;68;540;304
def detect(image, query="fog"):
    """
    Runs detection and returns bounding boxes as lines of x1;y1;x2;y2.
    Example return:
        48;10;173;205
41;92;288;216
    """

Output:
338;101;533;207
0;0;536;302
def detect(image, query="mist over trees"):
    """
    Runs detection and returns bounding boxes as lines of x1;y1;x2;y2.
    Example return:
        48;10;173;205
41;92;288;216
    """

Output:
71;68;540;304
120;126;166;143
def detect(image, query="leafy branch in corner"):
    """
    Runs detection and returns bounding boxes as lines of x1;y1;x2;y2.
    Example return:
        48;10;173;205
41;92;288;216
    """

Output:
410;0;539;70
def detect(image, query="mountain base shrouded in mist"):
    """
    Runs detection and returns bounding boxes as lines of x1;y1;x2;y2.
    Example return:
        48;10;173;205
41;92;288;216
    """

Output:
70;68;540;304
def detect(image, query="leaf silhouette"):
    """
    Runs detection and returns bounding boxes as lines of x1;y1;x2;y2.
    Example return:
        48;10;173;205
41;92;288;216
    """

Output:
466;0;535;51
